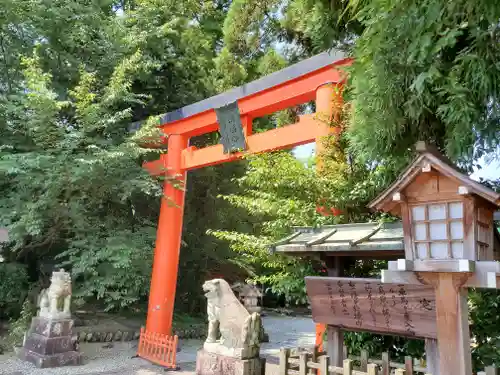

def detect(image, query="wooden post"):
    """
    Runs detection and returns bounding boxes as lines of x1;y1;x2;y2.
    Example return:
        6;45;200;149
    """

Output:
425;338;439;375
400;201;414;261
404;356;413;375
381;352;390;375
343;359;352;375
433;273;472;375
310;347;318;375
360;350;369;371
367;364;378;375
279;348;290;375
319;355;330;375
326;326;343;368
325;257;345;368
299;352;308;375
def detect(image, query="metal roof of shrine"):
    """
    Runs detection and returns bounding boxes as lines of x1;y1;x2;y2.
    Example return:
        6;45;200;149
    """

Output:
272;222;405;257
273;219;500;257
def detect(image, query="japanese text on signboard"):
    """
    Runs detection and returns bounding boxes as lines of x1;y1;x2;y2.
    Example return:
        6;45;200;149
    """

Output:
306;277;437;339
215;101;246;154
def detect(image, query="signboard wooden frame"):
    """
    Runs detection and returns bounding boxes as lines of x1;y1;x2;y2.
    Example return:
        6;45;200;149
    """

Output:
305;276;437;339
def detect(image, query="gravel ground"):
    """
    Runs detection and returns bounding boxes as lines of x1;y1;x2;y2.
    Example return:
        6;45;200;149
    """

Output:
260;315;315;357
0;340;199;375
0;315;315;375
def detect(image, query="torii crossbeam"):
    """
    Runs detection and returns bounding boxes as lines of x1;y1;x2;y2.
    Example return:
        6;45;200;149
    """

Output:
137;51;352;367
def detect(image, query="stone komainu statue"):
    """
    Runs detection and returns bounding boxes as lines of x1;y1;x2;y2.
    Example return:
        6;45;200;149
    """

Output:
202;279;261;358
38;269;72;319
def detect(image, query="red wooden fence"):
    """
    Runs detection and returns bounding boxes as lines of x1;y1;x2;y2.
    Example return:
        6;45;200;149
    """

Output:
137;328;178;368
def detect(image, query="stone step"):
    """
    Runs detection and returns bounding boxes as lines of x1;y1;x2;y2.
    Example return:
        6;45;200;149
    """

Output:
17;348;82;368
24;332;73;356
29;317;74;338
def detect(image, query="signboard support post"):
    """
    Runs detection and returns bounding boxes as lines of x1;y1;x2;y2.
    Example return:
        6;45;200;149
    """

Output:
420;273;471;375
326;328;343;368
325;257;345;367
425;338;439;375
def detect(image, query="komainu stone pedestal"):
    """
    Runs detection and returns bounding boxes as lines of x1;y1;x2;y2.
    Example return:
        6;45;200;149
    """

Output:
196;350;264;375
17;317;82;368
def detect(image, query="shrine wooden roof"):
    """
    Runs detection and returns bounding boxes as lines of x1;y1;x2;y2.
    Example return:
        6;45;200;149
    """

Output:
272;222;405;257
369;142;500;213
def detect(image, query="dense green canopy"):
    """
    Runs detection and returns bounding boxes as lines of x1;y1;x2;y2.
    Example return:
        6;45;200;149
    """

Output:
0;0;499;367
224;0;500;165
0;0;240;312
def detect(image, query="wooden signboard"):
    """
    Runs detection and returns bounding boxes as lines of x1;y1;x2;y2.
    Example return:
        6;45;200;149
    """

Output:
215;101;246;154
306;277;437;339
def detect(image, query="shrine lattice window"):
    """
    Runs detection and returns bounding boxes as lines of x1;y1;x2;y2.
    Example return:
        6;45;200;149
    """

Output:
477;207;493;260
410;202;464;260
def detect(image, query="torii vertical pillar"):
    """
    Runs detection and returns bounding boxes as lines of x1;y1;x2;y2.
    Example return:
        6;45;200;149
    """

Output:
314;82;344;367
146;134;188;336
315;82;342;164
138;52;352;367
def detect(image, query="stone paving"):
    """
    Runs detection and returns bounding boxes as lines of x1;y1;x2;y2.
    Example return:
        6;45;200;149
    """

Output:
0;314;315;375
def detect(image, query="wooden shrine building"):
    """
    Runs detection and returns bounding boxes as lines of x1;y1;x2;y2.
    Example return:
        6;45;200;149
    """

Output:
372;142;500;375
371;141;500;264
275;142;500;375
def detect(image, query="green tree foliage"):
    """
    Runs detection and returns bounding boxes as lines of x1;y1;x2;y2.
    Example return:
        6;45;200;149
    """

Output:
347;0;500;166
210;106;388;303
470;289;500;368
0;263;29;319
223;0;500;165
0;0;308;318
221;0;500;367
1;48;163;310
222;0;362;56
210;152;333;304
0;0;246;315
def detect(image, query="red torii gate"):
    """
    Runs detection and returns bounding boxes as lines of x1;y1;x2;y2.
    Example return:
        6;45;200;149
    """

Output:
137;51;351;366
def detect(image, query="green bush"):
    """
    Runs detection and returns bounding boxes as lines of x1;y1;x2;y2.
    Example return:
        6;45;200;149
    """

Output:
7;298;37;349
0;263;29;320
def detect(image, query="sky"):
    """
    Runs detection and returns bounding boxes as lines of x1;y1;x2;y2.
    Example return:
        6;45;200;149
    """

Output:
292;143;500;181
